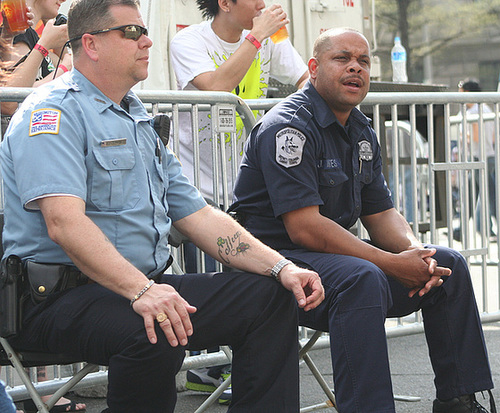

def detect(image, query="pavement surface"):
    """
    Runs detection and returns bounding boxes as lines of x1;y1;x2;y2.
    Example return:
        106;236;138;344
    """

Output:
15;321;498;413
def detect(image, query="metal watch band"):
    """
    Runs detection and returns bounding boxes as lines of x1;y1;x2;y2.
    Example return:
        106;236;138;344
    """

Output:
271;258;293;282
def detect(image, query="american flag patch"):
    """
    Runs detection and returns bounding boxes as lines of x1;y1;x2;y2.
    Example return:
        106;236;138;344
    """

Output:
29;109;61;136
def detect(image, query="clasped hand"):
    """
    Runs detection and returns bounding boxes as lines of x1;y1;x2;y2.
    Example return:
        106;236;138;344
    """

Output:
391;247;452;298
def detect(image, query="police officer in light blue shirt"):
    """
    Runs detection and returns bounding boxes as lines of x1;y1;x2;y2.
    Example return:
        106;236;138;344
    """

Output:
1;68;205;278
0;1;324;412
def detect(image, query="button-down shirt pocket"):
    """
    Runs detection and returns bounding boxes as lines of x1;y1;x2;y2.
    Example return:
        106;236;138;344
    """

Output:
318;169;349;205
91;146;139;211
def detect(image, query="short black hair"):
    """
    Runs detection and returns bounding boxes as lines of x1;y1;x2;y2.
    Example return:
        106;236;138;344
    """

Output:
458;77;482;92
196;0;236;20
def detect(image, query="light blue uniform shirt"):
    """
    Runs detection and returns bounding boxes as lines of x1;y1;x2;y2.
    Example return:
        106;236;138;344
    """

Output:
0;69;206;277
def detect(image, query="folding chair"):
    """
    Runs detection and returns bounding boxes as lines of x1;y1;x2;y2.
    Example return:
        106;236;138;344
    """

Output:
170;227;337;412
0;339;99;413
164;112;341;412
299;329;337;412
0;212;100;413
298;328;422;412
166;226;233;412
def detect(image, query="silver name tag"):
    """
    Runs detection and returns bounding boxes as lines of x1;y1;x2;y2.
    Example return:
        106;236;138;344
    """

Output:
100;138;127;147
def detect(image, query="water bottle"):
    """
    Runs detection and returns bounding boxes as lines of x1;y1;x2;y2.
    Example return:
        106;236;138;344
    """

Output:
391;36;408;83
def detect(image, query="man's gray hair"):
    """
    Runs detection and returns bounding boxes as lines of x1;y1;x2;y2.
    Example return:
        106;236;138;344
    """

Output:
68;0;141;54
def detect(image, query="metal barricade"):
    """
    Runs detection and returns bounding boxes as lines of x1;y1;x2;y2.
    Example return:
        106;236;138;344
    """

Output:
249;92;500;318
0;88;250;398
2;88;500;400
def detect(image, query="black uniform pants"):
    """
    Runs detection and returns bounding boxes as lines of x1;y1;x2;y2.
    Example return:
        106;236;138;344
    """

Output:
11;272;299;412
283;245;493;413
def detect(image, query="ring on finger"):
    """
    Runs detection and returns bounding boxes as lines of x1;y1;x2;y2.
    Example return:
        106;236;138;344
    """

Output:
156;312;168;323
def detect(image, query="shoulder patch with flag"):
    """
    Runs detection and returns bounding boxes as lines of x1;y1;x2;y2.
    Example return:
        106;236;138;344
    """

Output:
29;109;61;136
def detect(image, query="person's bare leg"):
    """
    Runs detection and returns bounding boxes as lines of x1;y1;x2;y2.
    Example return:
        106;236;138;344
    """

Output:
36;367;86;411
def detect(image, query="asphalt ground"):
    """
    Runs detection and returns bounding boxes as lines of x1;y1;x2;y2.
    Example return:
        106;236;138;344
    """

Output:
20;321;498;413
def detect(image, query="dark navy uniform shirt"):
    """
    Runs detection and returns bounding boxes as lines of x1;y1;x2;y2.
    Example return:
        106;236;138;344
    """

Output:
230;81;393;251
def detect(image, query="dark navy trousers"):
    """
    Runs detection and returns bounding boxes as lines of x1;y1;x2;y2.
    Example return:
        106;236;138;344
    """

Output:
11;272;300;412
282;245;493;413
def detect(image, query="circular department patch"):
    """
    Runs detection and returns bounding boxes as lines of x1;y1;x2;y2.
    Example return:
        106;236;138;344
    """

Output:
275;127;306;168
358;140;373;161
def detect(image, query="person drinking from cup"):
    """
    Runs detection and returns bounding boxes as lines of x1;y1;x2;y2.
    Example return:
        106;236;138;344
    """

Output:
170;0;308;202
2;0;71;118
169;0;309;404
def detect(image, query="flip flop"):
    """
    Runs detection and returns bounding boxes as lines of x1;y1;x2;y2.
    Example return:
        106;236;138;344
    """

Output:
24;398;86;413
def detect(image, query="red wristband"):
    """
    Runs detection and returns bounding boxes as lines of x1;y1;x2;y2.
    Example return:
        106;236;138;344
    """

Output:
245;34;261;50
59;64;69;73
34;43;49;58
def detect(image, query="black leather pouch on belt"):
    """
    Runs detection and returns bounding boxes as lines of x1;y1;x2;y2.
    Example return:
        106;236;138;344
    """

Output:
25;261;88;304
0;255;23;338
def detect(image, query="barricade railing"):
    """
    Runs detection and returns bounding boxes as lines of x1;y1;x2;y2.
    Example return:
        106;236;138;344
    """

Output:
2;88;500;399
248;92;500;326
361;92;500;320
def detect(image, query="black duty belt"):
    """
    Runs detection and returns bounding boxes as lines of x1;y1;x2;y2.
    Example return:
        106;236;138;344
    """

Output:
25;261;90;304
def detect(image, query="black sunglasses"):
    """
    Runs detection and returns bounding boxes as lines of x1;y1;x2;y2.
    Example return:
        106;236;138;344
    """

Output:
54;24;149;80
70;24;148;43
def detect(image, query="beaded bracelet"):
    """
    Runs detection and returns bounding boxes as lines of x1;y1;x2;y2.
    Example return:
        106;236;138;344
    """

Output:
130;279;155;306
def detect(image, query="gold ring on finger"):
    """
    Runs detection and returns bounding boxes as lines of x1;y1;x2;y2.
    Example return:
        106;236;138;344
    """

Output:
156;312;168;323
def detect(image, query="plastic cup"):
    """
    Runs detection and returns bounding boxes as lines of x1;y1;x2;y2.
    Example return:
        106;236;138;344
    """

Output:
1;0;29;32
270;25;288;44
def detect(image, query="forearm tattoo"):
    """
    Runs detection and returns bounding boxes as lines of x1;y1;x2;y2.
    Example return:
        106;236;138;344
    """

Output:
217;231;250;264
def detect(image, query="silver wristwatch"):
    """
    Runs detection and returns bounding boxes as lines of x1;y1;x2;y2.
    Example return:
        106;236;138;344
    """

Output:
271;259;293;282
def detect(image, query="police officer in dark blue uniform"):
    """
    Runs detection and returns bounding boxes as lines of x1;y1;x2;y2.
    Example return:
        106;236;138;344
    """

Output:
230;28;495;413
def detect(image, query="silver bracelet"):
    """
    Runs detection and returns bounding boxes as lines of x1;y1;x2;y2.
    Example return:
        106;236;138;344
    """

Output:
130;279;155;306
271;259;293;282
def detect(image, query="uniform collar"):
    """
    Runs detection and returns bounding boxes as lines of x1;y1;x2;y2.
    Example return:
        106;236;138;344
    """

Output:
302;80;371;131
67;69;151;122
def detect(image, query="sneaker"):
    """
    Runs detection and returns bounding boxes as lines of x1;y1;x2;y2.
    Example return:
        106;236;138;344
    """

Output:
185;364;231;393
186;367;223;392
218;387;232;405
433;391;497;413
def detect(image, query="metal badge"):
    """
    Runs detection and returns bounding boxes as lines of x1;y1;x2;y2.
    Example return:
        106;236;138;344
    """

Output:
358;140;373;161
